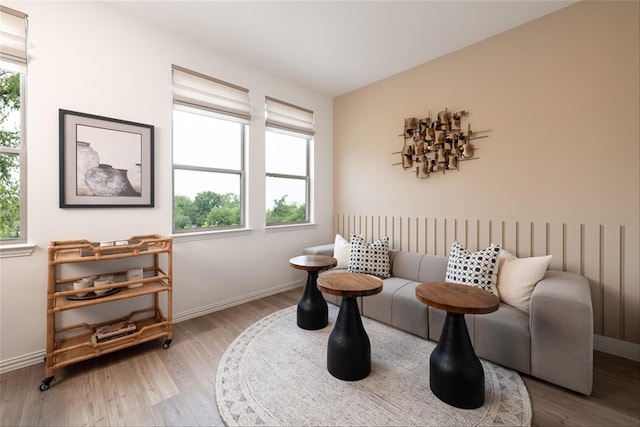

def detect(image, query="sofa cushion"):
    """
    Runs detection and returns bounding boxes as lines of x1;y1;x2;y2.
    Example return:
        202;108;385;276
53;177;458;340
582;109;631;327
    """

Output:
391;251;425;282
362;277;413;324
497;250;552;313
347;234;391;278
390;281;430;339
473;303;531;374
417;254;449;283
445;241;501;294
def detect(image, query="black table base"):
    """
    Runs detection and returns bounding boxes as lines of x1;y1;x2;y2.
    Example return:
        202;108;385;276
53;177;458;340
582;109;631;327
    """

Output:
327;297;371;381
430;312;485;409
297;271;328;330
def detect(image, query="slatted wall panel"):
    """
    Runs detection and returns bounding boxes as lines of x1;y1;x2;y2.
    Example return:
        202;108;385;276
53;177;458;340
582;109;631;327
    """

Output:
335;214;640;344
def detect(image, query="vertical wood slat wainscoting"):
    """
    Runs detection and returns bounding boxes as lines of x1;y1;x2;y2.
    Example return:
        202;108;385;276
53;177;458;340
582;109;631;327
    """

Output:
334;214;640;345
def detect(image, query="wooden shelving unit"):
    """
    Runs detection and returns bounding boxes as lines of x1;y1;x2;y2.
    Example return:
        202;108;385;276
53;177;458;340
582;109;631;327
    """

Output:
41;234;172;391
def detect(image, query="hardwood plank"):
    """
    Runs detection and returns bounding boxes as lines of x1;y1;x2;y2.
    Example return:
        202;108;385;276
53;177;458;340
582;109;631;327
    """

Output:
523;350;640;426
0;287;637;427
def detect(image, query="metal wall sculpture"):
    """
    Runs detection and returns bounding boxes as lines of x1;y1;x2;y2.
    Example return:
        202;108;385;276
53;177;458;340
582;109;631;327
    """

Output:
394;109;489;179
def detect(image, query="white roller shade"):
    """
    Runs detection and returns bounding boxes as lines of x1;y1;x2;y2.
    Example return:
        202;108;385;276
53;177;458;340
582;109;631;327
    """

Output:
0;6;28;74
265;96;315;136
172;65;250;121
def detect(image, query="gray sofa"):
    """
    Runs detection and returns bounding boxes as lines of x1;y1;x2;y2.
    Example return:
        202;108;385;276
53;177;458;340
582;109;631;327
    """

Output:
303;244;594;395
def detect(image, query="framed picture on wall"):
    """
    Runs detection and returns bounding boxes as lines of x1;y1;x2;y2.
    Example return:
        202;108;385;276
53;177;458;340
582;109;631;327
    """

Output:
59;109;154;208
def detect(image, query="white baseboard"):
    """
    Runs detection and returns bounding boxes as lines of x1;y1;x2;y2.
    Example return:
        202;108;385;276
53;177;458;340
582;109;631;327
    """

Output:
594;334;640;361
0;349;45;374
172;280;303;324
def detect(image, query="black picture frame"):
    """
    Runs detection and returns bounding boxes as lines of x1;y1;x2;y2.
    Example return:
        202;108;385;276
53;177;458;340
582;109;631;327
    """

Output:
59;109;154;208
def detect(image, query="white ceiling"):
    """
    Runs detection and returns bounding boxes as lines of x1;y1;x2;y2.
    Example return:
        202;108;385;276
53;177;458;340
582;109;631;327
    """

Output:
108;1;578;97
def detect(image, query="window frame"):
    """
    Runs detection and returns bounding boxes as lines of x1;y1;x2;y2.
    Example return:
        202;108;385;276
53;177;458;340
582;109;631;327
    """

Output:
0;71;27;244
265;128;311;227
171;104;247;234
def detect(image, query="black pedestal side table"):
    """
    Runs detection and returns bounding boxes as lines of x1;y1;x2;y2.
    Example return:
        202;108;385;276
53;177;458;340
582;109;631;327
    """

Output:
415;281;499;409
317;272;383;381
289;255;337;330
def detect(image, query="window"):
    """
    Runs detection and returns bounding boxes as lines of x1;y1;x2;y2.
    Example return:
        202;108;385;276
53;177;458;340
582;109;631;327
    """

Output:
265;97;314;226
172;66;250;232
0;6;28;243
265;131;309;225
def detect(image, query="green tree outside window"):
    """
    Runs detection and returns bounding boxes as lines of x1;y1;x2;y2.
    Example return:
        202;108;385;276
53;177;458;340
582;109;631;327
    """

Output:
0;70;21;240
174;191;304;229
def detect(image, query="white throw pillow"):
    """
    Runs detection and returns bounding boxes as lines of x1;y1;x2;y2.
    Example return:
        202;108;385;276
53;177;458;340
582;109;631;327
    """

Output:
445;241;502;295
333;234;351;269
347;234;391;279
497;250;553;313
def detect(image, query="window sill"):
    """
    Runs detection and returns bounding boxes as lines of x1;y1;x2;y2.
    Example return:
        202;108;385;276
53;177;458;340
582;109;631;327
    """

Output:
265;223;317;233
170;228;253;243
0;242;36;258
170;223;317;242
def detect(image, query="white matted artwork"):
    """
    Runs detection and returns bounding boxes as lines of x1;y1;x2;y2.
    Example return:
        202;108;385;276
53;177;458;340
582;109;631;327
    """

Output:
59;109;154;207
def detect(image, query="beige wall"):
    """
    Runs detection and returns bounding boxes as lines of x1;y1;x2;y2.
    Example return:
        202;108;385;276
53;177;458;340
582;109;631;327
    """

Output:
333;1;639;349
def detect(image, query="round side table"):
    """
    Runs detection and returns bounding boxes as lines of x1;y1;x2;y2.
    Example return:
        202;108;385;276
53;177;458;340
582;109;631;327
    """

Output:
415;281;499;409
317;272;383;381
289;255;337;330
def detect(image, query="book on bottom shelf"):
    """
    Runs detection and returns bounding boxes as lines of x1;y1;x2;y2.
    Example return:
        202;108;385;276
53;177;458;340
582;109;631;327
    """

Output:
92;321;137;344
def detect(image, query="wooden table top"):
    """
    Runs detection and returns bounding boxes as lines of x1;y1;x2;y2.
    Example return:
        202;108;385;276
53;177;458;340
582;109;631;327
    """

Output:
317;272;383;298
415;282;499;315
289;255;337;272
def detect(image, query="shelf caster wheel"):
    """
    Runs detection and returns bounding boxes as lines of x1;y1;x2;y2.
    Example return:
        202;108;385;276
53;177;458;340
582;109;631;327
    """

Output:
162;339;172;349
40;377;54;391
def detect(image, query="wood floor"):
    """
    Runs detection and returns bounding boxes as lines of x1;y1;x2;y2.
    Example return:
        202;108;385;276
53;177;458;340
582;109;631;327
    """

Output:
1;287;638;427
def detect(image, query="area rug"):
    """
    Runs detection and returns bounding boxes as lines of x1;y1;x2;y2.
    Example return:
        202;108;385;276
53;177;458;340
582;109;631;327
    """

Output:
215;305;532;426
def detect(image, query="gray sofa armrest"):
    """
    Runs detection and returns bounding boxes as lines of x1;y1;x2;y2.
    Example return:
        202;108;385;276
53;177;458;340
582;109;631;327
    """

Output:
530;270;593;395
302;243;335;257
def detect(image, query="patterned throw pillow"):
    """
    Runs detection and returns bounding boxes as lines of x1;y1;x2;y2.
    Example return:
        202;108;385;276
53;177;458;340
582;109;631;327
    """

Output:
445;241;502;294
347;234;391;279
